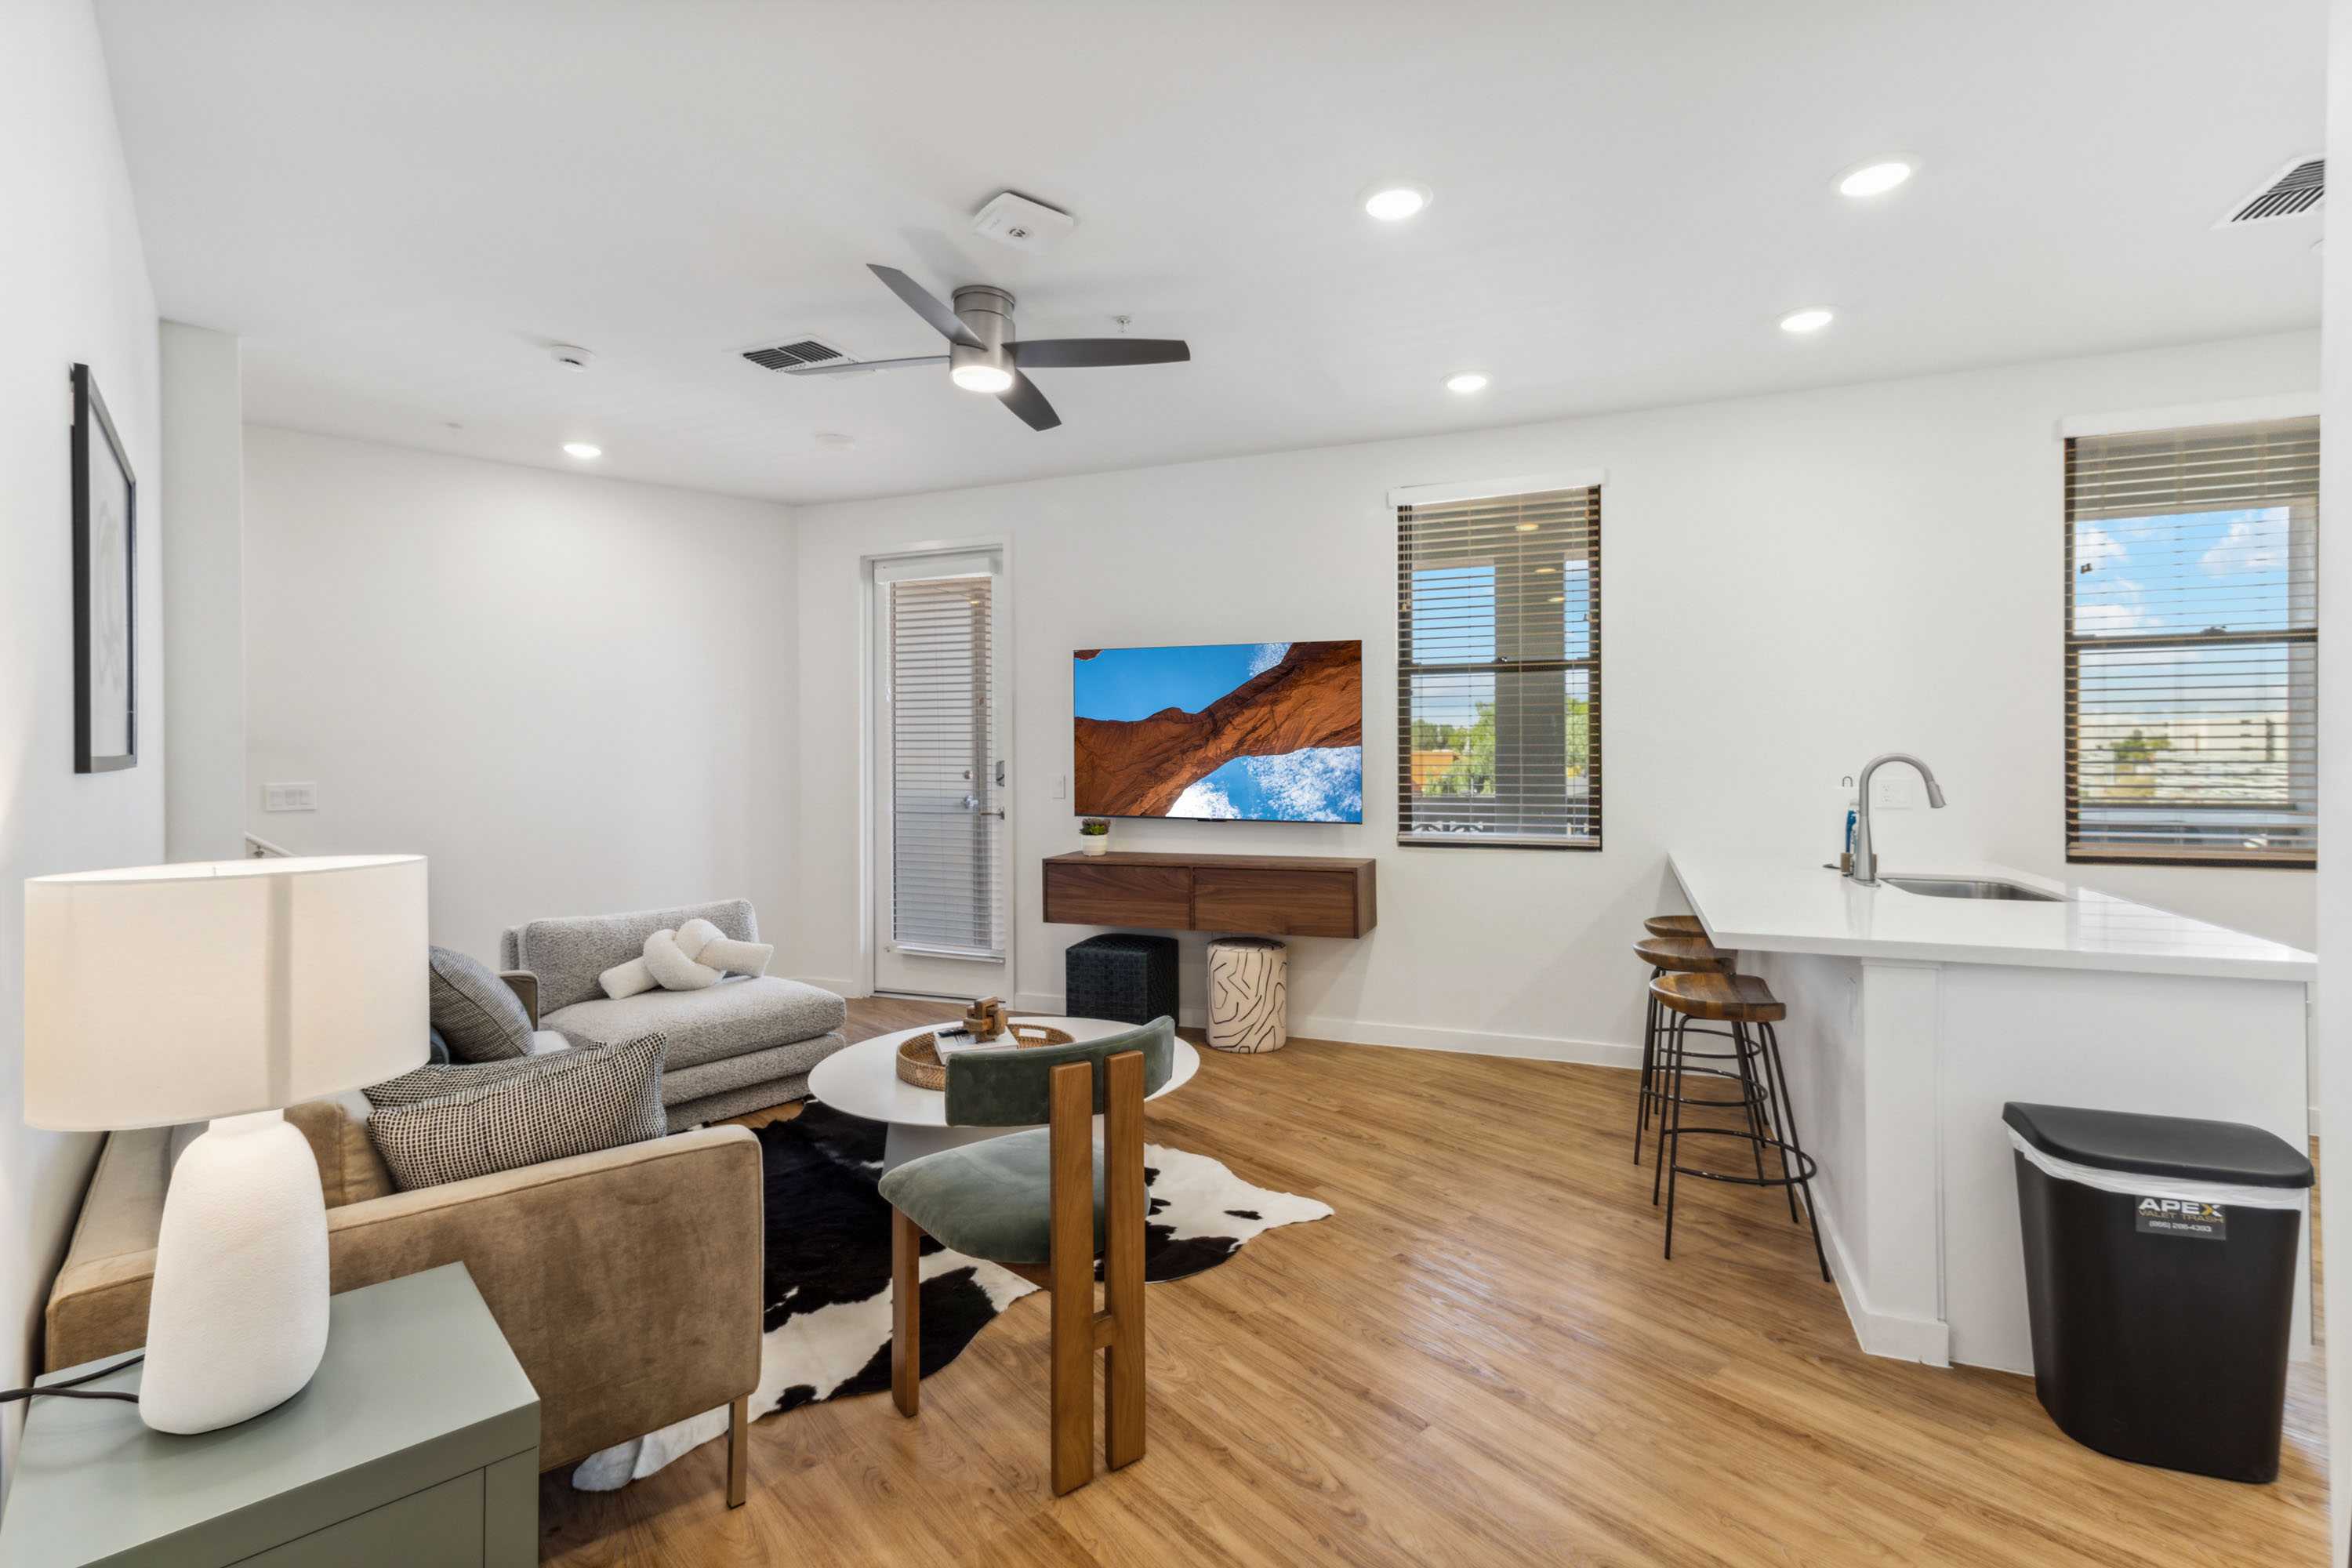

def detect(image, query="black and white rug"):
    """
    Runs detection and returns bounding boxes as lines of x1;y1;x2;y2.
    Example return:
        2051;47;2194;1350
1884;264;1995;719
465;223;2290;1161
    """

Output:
572;1102;1332;1490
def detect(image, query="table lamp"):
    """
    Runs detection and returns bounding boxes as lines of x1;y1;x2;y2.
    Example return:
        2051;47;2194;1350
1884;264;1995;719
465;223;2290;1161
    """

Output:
24;855;427;1433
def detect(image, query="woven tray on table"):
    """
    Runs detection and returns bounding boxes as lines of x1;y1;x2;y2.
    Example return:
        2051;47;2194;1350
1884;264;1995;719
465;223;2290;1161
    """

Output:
895;1022;1076;1090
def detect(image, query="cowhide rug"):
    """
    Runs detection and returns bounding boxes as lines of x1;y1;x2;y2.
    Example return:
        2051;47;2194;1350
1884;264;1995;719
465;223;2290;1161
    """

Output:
572;1101;1331;1490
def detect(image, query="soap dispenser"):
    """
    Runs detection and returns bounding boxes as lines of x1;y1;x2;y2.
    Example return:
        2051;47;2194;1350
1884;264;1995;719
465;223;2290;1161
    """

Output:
1839;775;1858;874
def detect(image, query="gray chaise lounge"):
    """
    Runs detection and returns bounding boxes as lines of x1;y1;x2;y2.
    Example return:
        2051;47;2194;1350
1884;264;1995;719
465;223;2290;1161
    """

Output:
501;897;848;1131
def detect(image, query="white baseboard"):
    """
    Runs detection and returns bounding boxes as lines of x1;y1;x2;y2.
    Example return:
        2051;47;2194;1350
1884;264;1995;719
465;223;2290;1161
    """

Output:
1808;1188;1951;1367
793;975;867;1000
1009;991;1641;1071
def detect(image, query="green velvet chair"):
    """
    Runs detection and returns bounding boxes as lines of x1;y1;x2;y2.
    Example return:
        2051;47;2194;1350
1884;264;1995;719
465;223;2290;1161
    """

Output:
877;1017;1174;1496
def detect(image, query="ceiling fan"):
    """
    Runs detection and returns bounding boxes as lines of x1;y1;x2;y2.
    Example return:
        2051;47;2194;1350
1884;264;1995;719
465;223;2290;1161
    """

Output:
780;264;1189;430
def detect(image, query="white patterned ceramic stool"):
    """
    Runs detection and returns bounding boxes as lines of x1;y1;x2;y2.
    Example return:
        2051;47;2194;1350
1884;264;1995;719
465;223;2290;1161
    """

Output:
1207;937;1289;1053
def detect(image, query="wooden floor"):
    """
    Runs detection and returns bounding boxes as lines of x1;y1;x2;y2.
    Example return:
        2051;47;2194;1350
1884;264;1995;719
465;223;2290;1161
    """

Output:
539;998;2328;1566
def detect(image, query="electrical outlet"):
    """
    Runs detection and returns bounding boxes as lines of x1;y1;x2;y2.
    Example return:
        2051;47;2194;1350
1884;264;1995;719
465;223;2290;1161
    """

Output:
263;782;318;813
1870;773;1914;811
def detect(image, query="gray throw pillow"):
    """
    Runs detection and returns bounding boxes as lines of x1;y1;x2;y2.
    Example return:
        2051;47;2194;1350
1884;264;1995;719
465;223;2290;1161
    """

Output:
366;1033;666;1192
427;946;533;1062
428;1026;452;1065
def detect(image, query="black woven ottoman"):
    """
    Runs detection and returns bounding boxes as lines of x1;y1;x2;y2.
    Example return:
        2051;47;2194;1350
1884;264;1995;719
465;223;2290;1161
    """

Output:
1065;933;1180;1027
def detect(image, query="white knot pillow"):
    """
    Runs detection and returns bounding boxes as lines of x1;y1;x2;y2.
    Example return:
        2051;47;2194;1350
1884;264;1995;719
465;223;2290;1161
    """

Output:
598;918;778;1000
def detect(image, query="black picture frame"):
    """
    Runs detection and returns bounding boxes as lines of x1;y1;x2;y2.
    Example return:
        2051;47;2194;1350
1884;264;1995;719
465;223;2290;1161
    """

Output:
71;363;136;773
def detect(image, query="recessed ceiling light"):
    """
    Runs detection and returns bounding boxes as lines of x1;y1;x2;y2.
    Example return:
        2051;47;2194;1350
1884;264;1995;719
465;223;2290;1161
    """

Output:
1778;307;1835;335
950;364;1014;394
1836;158;1915;198
1445;372;1490;394
561;441;602;459
1362;183;1432;221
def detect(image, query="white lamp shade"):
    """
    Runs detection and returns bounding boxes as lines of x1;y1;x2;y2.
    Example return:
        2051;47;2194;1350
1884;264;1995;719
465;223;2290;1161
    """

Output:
24;855;429;1130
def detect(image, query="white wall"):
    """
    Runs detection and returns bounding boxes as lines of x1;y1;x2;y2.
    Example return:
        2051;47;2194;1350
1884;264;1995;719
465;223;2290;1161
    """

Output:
792;332;2318;1063
161;321;244;860
241;428;798;964
2317;0;2348;1556
0;0;164;1490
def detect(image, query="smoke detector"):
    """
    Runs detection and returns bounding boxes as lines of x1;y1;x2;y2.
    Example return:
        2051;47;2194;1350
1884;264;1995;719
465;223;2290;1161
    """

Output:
740;335;858;372
2216;157;2324;227
971;191;1077;254
550;343;595;372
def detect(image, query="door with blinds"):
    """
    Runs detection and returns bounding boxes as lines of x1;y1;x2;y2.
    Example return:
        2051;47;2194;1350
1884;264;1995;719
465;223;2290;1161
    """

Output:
873;550;1010;998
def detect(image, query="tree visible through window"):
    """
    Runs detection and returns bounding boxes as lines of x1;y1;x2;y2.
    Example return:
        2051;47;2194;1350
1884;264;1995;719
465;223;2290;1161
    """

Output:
2064;417;2318;866
1396;483;1600;848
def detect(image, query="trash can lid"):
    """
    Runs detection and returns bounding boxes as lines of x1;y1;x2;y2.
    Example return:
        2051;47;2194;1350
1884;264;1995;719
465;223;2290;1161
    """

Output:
2002;1102;2313;1190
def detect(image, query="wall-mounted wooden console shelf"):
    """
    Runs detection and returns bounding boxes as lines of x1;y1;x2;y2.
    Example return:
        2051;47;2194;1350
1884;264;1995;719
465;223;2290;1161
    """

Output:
1043;851;1377;938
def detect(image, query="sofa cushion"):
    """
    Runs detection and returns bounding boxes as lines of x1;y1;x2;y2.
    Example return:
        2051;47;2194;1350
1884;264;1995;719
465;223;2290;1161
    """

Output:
366;1033;667;1192
285;1094;395;1208
503;899;757;1014
428;946;534;1062
544;975;845;1071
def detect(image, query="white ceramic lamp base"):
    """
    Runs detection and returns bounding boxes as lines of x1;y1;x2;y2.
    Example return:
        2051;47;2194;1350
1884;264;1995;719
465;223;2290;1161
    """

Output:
140;1109;330;1434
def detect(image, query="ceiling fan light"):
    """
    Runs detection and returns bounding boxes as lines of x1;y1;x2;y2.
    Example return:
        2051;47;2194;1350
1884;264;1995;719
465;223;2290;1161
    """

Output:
950;364;1014;394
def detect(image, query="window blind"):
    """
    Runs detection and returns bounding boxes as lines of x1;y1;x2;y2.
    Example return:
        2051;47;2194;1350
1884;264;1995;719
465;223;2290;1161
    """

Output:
887;573;1005;956
1396;485;1601;848
2064;416;2318;866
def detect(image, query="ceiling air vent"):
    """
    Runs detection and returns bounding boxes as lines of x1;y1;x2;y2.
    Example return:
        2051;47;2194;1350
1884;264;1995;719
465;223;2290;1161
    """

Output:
740;336;855;372
2217;157;2324;227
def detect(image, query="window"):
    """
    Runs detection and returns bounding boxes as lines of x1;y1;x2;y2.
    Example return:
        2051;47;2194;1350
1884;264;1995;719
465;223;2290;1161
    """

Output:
2064;416;2318;866
1396;477;1601;848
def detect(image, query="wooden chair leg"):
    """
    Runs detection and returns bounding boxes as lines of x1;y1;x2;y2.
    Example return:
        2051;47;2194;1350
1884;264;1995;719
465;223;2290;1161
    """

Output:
1102;1051;1145;1472
726;1395;749;1508
1047;1062;1095;1495
891;1206;921;1417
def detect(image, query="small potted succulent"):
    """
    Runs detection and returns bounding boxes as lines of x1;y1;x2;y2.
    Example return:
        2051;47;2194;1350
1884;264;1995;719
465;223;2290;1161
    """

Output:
1078;817;1112;855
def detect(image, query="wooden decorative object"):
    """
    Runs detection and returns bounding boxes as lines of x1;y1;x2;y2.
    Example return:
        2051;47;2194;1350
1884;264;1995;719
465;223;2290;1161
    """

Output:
1206;938;1288;1054
895;1022;1075;1090
963;996;1010;1038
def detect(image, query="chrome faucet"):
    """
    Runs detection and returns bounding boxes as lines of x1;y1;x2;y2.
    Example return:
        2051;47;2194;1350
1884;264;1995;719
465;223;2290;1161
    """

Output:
1849;753;1947;885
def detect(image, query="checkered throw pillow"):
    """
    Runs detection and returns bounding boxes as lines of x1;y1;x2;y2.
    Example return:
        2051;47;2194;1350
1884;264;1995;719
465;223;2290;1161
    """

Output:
366;1033;667;1192
365;1050;567;1109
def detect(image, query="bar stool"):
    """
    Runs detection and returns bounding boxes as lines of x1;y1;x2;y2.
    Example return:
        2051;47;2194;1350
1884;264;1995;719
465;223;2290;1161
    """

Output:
1631;934;1735;1167
1650;971;1829;1281
1643;914;1706;939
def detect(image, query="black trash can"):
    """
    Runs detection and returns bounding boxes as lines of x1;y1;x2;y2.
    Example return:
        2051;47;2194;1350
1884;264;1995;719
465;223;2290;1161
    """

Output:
2003;1102;2314;1483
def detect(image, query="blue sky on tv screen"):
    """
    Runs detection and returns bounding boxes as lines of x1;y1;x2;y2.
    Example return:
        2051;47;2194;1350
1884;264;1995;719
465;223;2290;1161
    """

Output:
1074;641;1363;822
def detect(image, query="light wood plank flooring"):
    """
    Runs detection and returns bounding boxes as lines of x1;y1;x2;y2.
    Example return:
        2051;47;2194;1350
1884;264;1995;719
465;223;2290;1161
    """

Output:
539;998;2327;1566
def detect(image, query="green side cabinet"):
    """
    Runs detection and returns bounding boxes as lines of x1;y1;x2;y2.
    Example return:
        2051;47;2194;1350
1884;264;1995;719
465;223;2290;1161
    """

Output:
0;1263;539;1567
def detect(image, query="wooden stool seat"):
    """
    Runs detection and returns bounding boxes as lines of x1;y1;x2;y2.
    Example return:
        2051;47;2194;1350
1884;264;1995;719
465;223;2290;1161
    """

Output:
1643;914;1706;939
1650;971;1786;1023
1632;935;1733;974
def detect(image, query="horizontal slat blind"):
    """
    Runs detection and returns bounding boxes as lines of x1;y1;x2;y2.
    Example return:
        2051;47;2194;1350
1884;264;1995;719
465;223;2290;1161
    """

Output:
889;574;1004;956
1397;486;1601;848
2064;416;2318;866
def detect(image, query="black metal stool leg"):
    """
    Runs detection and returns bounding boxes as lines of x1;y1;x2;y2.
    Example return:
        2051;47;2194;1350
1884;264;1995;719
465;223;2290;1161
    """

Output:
1661;1013;1689;1256
1727;1021;1773;1189
1737;1021;1798;1220
1632;977;1659;1163
1761;1022;1831;1282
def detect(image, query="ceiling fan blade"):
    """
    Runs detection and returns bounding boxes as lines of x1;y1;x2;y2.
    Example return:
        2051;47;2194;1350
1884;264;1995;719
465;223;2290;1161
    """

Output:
997;368;1062;431
1010;338;1190;368
868;264;982;349
778;354;948;377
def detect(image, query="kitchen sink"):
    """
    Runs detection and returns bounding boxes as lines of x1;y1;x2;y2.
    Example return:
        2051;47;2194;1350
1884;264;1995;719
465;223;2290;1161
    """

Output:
1879;875;2067;903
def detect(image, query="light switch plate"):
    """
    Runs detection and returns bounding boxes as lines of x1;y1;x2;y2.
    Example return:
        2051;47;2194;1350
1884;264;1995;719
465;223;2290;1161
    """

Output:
1052;775;1067;800
1870;773;1914;811
263;782;318;813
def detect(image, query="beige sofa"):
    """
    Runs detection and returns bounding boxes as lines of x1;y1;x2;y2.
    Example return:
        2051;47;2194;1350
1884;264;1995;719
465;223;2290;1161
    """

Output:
44;1057;764;1490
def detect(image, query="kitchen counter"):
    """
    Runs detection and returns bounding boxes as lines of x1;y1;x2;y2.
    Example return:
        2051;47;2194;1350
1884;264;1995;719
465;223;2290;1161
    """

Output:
1667;851;2312;1374
1669;852;2314;981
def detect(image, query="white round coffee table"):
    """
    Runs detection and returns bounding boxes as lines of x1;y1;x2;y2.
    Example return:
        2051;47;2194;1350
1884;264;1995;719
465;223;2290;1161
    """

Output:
808;1016;1200;1171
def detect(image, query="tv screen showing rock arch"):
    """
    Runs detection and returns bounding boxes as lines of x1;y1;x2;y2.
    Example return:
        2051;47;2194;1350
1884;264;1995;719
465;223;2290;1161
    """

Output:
1073;641;1363;822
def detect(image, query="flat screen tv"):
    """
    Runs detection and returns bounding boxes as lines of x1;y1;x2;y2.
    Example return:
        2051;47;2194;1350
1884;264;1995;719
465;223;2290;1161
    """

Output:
1073;641;1363;822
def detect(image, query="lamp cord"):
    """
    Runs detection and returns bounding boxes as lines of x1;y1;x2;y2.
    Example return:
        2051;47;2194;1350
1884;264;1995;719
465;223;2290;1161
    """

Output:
0;1352;143;1405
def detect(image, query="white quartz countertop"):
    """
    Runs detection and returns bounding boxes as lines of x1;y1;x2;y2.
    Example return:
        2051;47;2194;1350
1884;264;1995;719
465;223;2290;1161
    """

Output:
1669;853;2314;982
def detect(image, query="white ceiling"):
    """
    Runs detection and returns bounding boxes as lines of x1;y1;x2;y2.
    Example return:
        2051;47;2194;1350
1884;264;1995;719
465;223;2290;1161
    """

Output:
96;0;2325;506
